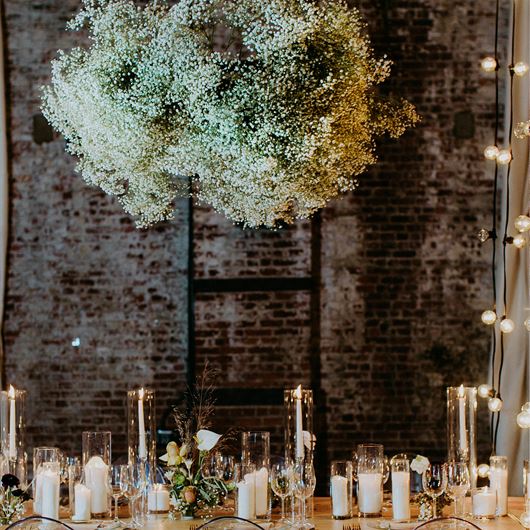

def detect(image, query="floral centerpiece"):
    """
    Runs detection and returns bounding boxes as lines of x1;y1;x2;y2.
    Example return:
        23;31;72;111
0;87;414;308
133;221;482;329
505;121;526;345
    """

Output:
0;474;31;525
161;371;234;519
42;0;418;229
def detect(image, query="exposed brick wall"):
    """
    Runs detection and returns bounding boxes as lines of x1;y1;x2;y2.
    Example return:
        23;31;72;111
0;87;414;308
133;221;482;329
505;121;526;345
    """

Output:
2;0;499;481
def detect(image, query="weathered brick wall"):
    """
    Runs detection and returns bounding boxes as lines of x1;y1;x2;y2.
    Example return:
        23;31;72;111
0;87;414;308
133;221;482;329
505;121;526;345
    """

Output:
2;0;498;477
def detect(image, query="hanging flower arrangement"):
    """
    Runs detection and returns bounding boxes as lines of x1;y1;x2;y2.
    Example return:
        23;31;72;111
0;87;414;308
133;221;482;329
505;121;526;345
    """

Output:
42;0;419;228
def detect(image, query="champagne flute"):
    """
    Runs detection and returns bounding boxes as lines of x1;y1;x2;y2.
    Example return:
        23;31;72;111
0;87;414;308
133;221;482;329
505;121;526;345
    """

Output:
271;459;293;522
292;461;316;529
422;463;448;519
111;465;126;525
447;462;470;517
121;464;145;528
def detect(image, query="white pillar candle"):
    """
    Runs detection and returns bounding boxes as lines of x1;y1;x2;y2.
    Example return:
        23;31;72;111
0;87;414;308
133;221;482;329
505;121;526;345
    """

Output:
358;473;383;515
391;471;410;521
85;455;109;515
472;489;497;517
458;385;467;453
148;485;170;513
73;484;92;521
40;468;60;520
489;468;508;516
8;386;16;460
138;388;147;460
237;478;256;520
331;475;349;517
254;467;269;516
294;385;304;460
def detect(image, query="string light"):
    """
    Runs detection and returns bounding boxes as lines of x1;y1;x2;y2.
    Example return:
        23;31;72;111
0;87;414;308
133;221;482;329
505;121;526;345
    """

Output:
515;121;530;139
477;228;493;243
488;396;503;412
515;215;530;232
478;384;493;398
484;145;499;160
500;318;515;333
481;56;497;72
477;463;490;478
513;234;527;249
496;149;512;165
513;61;530;77
517;403;530;428
481;310;497;325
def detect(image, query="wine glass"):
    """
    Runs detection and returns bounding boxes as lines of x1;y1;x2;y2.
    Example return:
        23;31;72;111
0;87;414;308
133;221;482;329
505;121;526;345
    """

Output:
111;465;127;526
292;461;316;529
120;464;146;528
447;462;470;517
422;463;448;519
215;454;236;511
271;458;293;522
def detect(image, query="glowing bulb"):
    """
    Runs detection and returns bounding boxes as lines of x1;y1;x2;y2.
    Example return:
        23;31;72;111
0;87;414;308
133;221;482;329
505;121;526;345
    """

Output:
478;384;493;399
517;404;530;428
481;310;497;325
500;318;515;333
481;57;497;72
513;234;527;248
477;228;491;243
520;512;530;529
515;215;530;232
525;318;530;331
484;145;499;160
488;396;503;412
513;62;530;77
515;121;530;139
477;463;490;478
497;149;512;165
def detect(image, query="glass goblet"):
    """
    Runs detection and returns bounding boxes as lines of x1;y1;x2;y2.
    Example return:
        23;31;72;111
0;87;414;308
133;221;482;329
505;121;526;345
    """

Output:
292;461;316;529
422;463;448;519
110;465;127;526
271;458;293;522
447;462;470;517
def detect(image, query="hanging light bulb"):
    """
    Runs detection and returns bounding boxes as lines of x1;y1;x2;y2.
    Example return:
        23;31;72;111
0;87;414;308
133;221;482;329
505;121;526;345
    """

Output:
488;396;503;412
513;62;530;77
481;310;497;325
484;145;499;160
515;121;530;139
500;318;515;333
478;384;493;399
525;318;530;331
496;149;512;165
477;463;490;478
515;215;530;232
477;229;492;243
517;403;530;428
481;56;497;72
513;234;527;248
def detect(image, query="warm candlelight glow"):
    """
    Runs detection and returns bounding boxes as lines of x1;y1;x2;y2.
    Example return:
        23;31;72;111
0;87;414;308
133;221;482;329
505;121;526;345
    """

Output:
294;384;302;399
458;384;465;398
139;387;145;400
8;385;15;399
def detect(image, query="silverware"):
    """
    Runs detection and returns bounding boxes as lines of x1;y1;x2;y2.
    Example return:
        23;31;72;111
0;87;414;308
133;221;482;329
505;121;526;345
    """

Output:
343;525;352;530
352;523;362;530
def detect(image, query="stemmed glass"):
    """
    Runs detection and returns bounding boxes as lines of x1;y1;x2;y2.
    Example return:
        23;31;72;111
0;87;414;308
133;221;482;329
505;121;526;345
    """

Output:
422;463;448;519
292;461;316;529
270;458;293;523
120;464;146;528
215;455;236;511
111;465;127;526
447;462;470;517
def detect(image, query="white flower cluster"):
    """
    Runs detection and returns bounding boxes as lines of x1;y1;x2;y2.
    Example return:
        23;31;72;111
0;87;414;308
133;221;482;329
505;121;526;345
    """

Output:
42;0;418;228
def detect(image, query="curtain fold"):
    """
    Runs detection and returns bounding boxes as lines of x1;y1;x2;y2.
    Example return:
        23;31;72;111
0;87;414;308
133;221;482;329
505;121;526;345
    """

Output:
496;0;530;496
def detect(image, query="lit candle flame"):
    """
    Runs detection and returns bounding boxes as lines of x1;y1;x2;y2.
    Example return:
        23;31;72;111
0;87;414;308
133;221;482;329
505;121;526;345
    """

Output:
8;385;15;399
139;387;145;400
458;384;465;398
294;384;302;399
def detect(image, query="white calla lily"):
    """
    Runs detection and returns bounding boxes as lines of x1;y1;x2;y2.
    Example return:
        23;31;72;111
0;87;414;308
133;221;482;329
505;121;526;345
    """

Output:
196;429;222;452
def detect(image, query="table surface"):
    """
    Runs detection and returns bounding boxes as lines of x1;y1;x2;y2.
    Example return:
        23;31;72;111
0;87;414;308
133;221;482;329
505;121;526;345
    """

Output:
58;498;528;530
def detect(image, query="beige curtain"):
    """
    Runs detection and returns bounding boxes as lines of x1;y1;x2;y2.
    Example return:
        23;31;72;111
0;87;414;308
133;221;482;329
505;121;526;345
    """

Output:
0;0;7;386
495;0;530;496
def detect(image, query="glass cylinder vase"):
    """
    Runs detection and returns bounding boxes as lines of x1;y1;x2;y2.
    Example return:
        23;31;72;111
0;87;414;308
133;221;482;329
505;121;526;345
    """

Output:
127;389;156;470
390;455;410;521
82;431;111;517
284;386;314;464
330;461;352;520
447;386;477;488
242;431;271;520
0;386;27;483
489;455;508;516
33;447;62;519
353;444;387;518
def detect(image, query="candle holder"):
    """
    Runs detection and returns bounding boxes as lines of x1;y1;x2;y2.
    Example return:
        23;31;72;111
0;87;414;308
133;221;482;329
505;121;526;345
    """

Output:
82;431;111;518
33;447;62;519
0;386;27;484
489;455;508;516
235;462;256;520
390;454;410;521
147;483;170;515
242;432;271;520
127;388;156;469
330;461;352;520
447;386;477;488
67;457;83;519
471;486;497;519
284;387;314;464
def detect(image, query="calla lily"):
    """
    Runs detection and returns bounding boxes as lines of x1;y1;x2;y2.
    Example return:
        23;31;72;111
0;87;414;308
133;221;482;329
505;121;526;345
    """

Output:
411;455;430;474
196;429;222;452
160;441;182;466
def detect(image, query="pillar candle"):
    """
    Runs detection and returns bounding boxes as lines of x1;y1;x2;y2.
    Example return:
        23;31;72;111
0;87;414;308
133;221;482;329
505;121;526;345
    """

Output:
489;468;508;516
391;471;410;521
472;489;497;517
85;455;109;515
237;478;256;520
254;467;269;516
73;484;92;521
40;468;60;520
358;473;383;515
148;485;170;513
8;386;16;460
331;475;349;517
294;385;304;460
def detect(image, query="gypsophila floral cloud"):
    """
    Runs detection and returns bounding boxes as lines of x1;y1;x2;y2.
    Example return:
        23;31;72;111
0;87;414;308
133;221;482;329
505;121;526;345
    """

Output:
42;0;419;228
